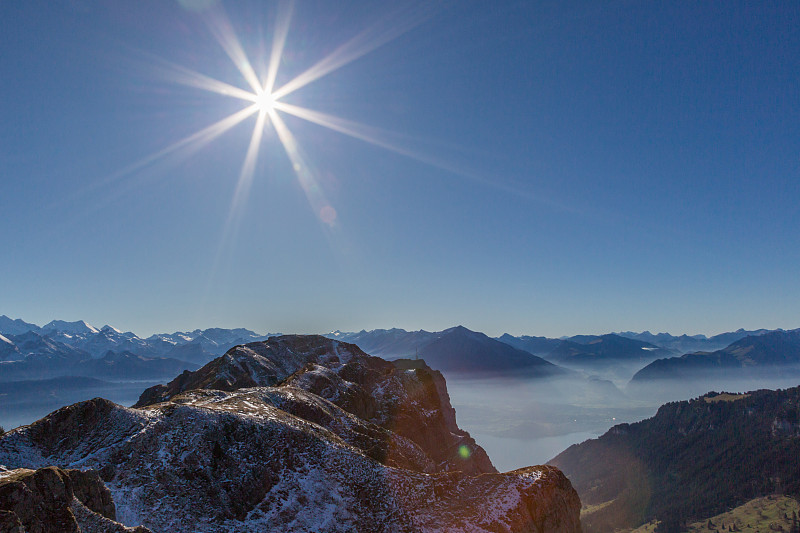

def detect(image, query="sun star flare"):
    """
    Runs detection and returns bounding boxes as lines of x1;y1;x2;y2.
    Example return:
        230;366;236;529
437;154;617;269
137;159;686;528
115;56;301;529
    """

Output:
144;2;434;245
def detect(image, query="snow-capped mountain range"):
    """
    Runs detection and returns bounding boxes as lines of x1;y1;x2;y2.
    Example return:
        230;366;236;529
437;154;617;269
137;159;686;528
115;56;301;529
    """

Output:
0;315;274;365
1;314;791;387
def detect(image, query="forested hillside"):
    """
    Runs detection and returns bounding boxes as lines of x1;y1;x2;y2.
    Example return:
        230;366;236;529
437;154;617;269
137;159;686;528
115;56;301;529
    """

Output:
550;387;800;532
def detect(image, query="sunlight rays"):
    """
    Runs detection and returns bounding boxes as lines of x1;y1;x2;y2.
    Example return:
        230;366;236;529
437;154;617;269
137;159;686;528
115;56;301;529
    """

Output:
268;109;336;227
271;2;437;100
113;103;259;183
57;102;259;209
271;101;550;204
204;108;269;306
138;0;554;234
203;6;262;94
150;55;258;103
263;0;293;96
230;109;269;225
273;100;425;161
145;1;438;232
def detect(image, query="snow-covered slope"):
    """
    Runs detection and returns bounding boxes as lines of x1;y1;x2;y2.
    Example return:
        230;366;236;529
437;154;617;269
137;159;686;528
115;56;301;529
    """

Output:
0;396;579;532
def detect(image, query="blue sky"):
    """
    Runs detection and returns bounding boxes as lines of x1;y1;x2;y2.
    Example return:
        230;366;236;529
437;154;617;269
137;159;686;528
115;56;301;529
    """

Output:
1;1;798;337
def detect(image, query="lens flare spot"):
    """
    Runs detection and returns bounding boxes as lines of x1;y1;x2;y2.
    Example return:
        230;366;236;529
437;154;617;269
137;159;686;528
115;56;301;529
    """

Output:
319;205;337;226
293;162;302;172
458;445;471;459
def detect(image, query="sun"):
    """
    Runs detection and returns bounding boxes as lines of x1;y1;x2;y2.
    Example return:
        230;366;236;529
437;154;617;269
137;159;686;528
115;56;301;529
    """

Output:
253;90;275;113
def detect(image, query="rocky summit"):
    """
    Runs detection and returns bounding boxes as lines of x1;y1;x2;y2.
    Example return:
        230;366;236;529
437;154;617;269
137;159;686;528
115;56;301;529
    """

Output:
0;335;581;532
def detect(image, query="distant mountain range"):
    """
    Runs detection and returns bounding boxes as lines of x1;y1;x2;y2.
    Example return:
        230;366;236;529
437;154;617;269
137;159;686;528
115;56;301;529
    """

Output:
330;326;788;377
549;386;800;532
3;314;797;388
329;326;565;376
615;328;778;354
0;315;273;364
0;332;196;383
327;328;440;359
546;334;674;368
0;315;282;381
0;316;278;383
631;329;800;383
495;334;562;355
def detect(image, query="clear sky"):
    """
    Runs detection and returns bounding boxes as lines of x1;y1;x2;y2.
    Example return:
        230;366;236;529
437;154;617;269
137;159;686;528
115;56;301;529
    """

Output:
1;0;798;338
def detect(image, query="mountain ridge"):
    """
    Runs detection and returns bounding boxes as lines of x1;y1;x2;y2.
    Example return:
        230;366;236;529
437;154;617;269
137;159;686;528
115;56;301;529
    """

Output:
631;329;800;383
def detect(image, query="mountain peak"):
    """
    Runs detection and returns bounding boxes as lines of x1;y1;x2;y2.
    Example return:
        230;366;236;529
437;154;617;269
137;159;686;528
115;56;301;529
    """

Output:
443;325;475;336
42;320;99;335
0;315;40;336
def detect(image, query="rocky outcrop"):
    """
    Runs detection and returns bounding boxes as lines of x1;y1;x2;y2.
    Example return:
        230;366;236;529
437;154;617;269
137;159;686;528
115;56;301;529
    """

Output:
136;335;494;474
0;466;150;533
0;335;582;532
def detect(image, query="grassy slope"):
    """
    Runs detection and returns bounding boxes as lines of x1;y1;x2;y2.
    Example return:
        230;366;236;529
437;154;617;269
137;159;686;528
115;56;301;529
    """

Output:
628;495;800;533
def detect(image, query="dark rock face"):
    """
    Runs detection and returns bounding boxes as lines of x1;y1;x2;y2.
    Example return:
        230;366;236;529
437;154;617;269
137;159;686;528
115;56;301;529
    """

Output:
0;509;25;533
170;387;438;473
0;466;150;533
134;335;350;405
67;469;116;520
0;467;78;533
0;335;582;532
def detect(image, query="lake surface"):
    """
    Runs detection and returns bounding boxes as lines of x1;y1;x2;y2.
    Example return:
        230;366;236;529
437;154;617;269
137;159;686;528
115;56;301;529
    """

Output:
470;430;600;472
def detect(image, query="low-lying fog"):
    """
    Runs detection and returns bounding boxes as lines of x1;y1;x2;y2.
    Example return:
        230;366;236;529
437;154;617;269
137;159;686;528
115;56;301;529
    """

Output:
446;374;656;470
446;370;800;472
